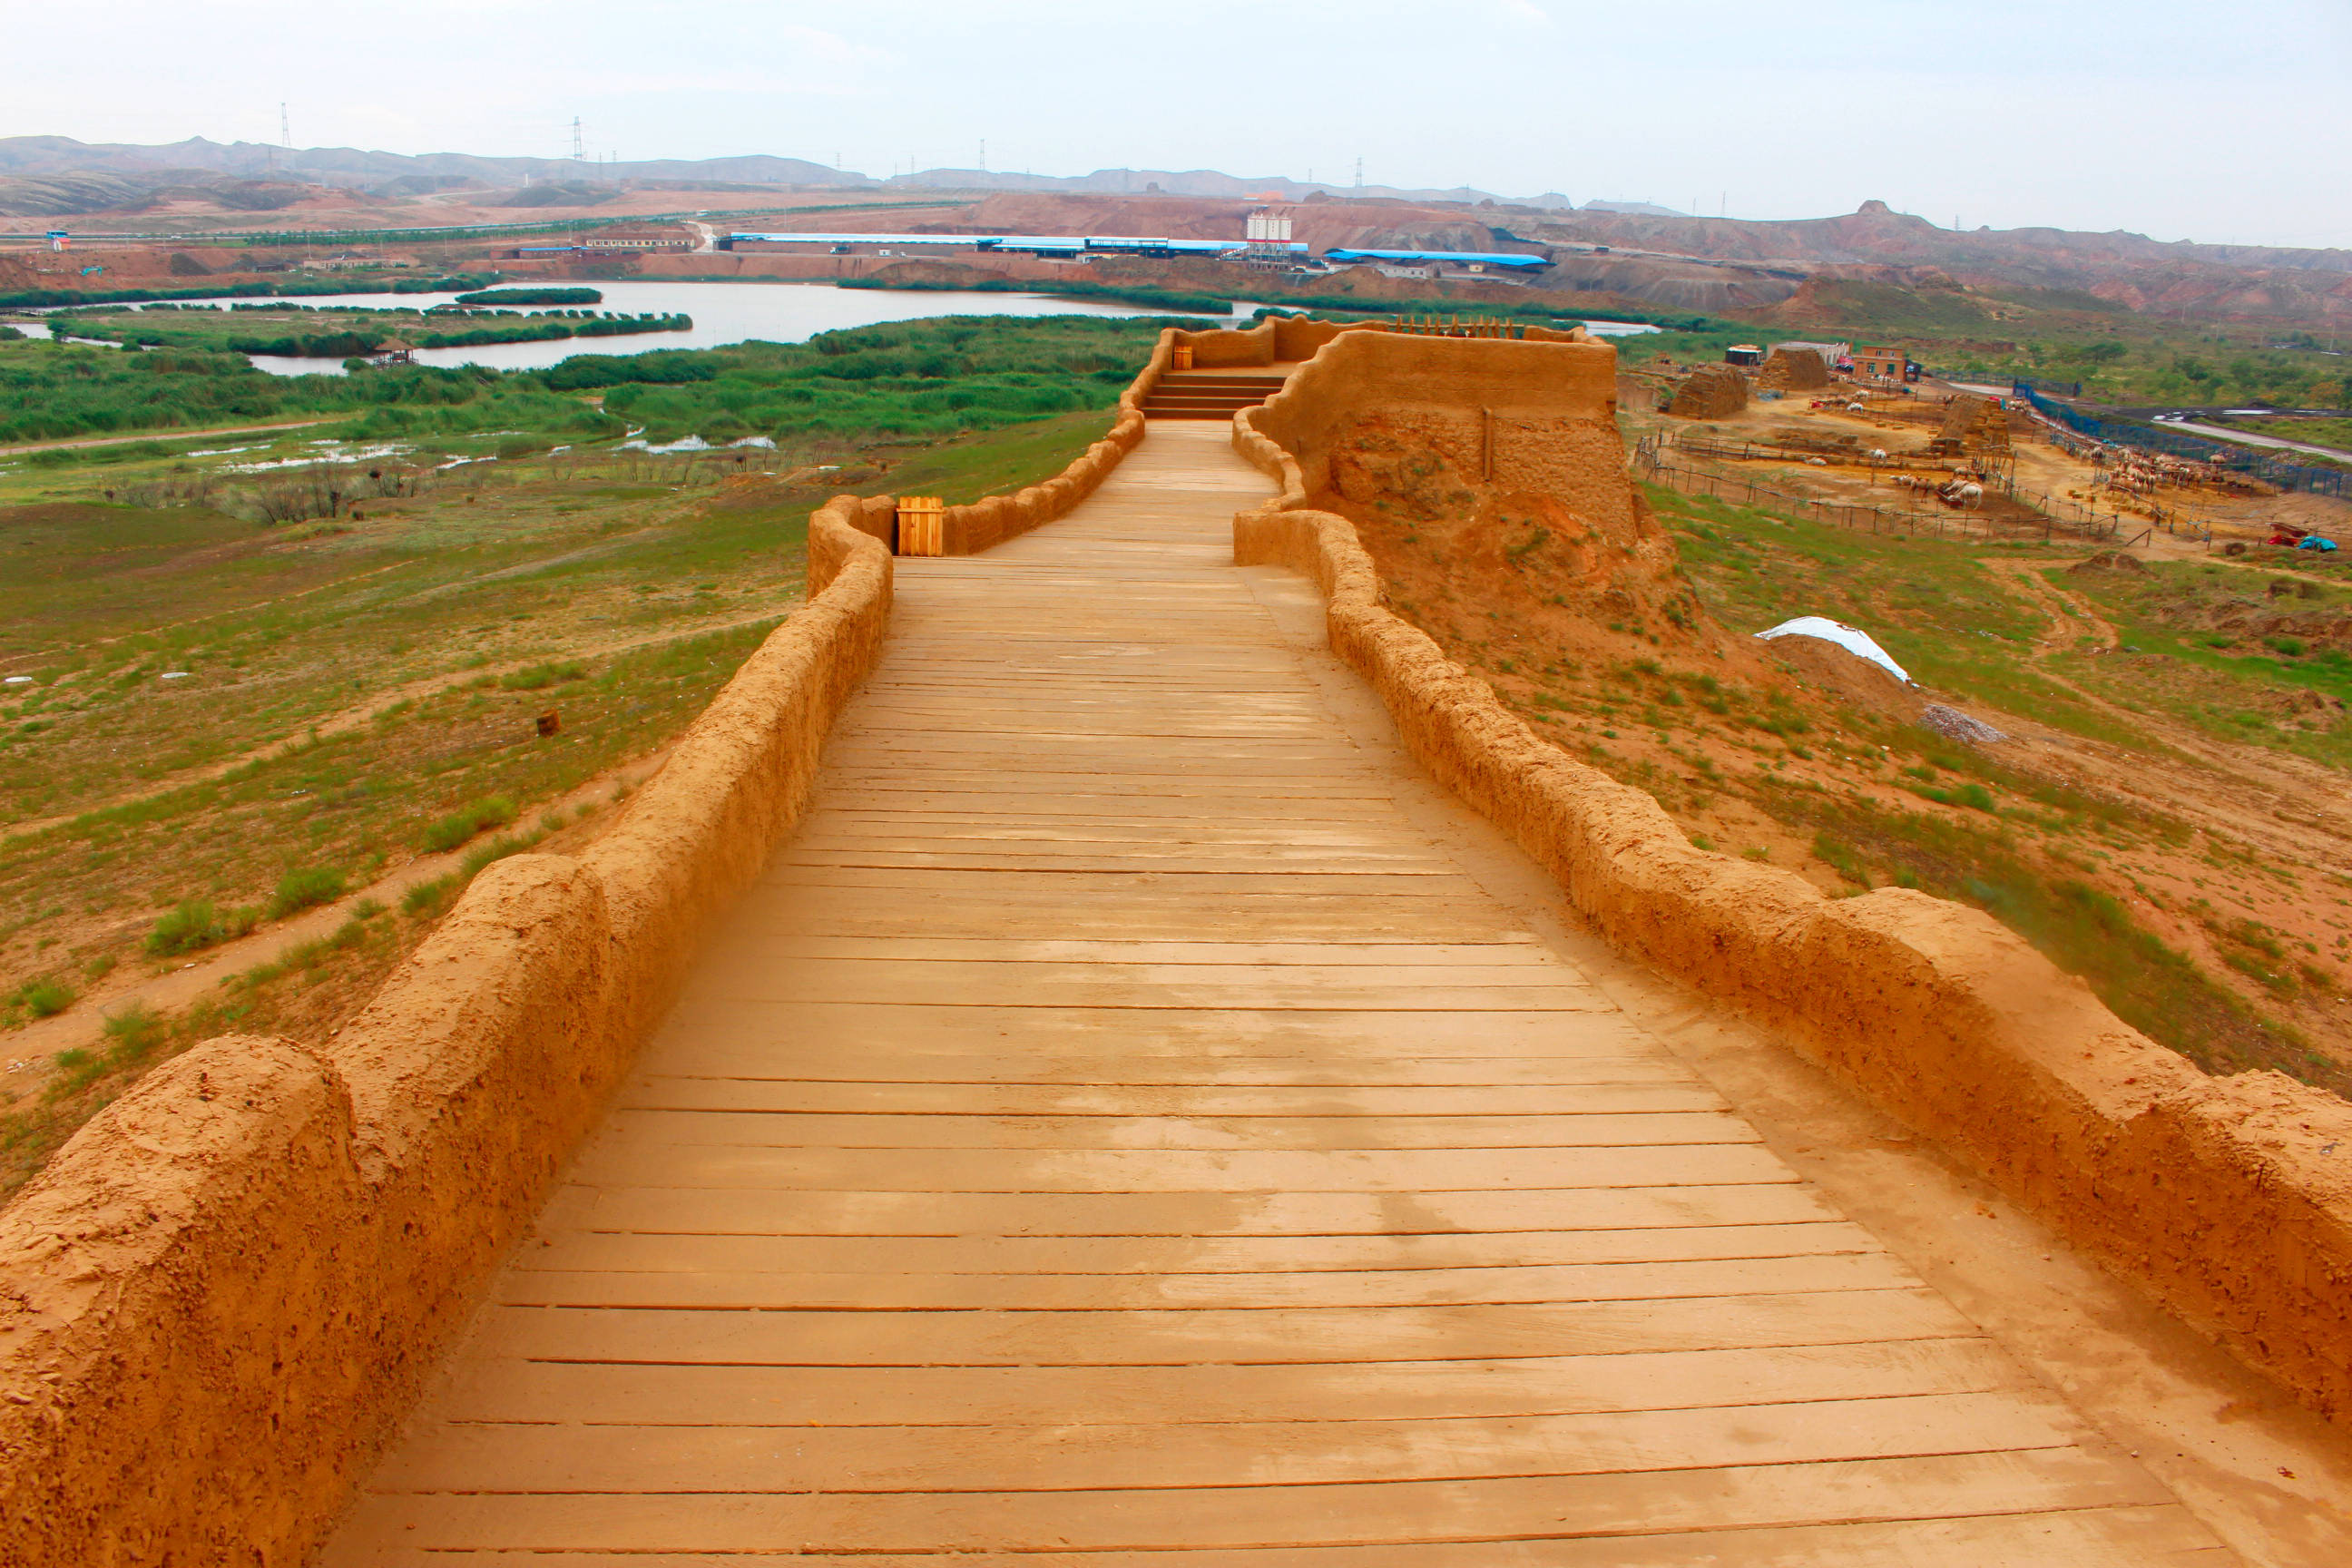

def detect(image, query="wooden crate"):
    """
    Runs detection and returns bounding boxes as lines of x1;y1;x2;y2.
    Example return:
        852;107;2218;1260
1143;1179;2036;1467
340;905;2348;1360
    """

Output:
896;495;945;556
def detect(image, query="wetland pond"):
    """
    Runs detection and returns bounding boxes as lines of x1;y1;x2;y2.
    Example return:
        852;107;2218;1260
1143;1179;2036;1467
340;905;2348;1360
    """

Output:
20;279;1655;376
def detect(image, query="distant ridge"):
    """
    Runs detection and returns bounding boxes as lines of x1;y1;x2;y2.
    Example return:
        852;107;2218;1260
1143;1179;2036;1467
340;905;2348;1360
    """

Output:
0;136;860;192
0;136;1578;211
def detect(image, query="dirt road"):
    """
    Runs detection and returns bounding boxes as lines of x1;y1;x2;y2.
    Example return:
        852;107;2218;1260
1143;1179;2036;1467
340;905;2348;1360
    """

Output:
0;417;335;456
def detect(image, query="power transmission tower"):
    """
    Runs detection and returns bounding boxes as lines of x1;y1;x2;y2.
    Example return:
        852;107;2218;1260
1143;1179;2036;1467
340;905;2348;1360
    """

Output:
572;118;586;162
979;139;986;172
1353;157;1363;189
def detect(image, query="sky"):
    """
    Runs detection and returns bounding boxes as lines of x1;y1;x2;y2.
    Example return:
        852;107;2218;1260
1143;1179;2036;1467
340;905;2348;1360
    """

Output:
8;0;2350;249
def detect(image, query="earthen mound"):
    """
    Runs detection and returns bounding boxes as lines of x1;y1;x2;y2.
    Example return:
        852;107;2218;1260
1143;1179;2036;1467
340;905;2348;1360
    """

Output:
1318;406;1708;648
867;259;1012;286
1761;632;1922;718
2068;550;2147;575
1667;364;1749;419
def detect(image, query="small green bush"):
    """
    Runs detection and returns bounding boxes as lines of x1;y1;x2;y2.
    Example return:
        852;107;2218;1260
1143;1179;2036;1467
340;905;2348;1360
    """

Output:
400;874;461;918
2269;636;2308;657
501;661;587;691
12;977;74;1018
418;794;517;854
267;866;348;919
102;1003;169;1065
144;899;259;957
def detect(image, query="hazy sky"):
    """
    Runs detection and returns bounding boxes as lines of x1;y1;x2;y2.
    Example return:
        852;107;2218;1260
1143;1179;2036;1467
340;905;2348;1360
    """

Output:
11;0;2349;248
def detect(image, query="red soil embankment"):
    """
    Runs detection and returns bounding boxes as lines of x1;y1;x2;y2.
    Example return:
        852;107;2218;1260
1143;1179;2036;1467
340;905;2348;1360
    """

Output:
1220;325;2352;1426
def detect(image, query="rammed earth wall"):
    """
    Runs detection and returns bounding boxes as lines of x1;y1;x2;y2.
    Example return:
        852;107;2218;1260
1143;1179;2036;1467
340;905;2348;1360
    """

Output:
1225;326;2352;1427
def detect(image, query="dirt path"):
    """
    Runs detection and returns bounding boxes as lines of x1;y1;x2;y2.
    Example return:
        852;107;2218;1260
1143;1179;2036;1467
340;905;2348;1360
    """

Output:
1981;554;2122;655
323;424;2274;1564
0;417;335;457
1971;555;2352;870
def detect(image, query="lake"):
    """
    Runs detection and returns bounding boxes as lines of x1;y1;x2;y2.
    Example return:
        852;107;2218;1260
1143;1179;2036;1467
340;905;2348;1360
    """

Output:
22;279;1657;376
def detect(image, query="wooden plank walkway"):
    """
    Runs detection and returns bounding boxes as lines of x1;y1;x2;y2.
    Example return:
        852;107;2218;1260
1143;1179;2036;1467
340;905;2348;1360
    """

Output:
326;423;2234;1564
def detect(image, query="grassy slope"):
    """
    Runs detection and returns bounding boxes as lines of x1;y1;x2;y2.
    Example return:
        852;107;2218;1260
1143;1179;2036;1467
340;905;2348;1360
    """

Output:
1655;485;2349;1082
1359;463;2349;1093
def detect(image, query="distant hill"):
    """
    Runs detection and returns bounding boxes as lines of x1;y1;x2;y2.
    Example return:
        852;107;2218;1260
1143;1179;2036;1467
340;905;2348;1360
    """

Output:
0;136;861;197
0;138;1582;214
879;166;1578;209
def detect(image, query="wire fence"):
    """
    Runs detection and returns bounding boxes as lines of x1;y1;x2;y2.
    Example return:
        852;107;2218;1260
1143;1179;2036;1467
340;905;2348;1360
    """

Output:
2021;388;2346;498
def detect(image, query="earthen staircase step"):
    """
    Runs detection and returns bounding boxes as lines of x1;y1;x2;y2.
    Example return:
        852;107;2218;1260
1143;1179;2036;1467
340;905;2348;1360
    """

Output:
1142;372;1289;419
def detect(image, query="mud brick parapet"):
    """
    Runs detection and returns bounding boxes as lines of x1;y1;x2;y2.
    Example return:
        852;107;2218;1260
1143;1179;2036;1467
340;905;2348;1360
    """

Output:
1230;326;2352;1427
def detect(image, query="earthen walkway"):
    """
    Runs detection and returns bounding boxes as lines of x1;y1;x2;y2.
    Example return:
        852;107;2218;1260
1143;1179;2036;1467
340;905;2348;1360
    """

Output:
327;423;2233;1563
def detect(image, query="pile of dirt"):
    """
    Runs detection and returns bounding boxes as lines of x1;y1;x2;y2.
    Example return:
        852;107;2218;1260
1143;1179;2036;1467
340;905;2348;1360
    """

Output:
1760;631;1921;719
1666;364;1749;419
2068;550;2148;575
1755;347;1829;391
1920;702;2008;746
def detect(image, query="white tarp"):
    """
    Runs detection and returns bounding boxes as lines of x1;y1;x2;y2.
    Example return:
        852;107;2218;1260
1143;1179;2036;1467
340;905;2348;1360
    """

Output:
1753;615;1915;685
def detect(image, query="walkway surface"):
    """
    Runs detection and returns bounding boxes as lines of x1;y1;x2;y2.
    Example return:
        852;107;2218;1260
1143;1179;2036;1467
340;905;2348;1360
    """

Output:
327;423;2232;1563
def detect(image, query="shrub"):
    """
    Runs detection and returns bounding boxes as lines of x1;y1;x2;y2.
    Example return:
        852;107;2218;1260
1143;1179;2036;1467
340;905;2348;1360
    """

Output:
500;661;587;691
418;794;517;854
102;1003;169;1065
267;865;348;919
12;977;74;1018
144;899;259;957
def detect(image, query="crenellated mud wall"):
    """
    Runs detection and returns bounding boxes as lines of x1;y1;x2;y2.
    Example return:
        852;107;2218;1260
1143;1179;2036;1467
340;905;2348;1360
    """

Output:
0;328;1172;1563
1231;328;2352;1425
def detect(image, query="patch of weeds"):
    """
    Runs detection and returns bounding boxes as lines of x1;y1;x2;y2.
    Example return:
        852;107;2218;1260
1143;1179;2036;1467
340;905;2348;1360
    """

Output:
267;865;348;919
399;874;462;919
418;794;518;854
501;660;589;691
1812;833;1870;887
5;975;75;1022
144;898;260;957
100;1002;168;1068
